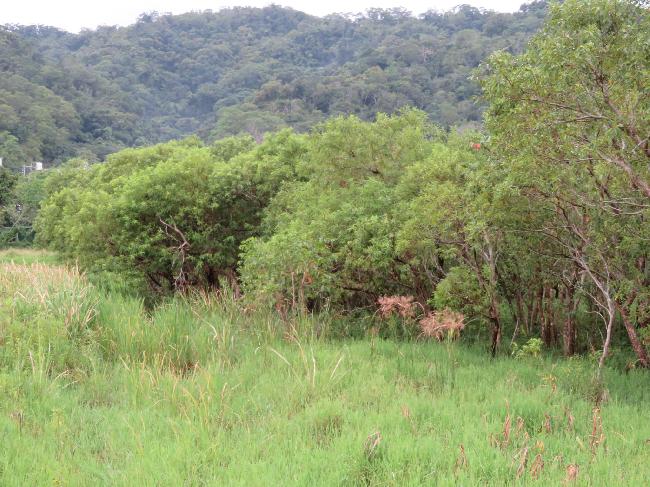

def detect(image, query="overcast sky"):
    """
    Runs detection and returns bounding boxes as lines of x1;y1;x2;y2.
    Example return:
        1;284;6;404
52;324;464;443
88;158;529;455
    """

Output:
1;1;527;33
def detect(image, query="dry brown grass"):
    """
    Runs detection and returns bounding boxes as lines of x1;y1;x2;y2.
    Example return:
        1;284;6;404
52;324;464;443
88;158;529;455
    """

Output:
377;295;415;319
1;261;85;303
0;261;97;332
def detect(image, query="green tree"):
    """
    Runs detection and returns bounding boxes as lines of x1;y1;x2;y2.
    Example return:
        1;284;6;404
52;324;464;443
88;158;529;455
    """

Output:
480;0;650;368
36;132;307;293
240;110;437;313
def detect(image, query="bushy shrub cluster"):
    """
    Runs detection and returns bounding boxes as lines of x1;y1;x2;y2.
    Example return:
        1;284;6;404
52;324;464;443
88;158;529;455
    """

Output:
36;131;307;293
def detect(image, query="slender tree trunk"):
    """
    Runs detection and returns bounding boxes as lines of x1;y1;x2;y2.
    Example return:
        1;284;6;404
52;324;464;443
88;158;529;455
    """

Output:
578;258;616;379
563;312;576;357
617;302;650;368
509;294;521;346
540;287;554;347
527;291;539;337
597;304;615;380
489;297;501;357
220;268;240;299
514;290;526;335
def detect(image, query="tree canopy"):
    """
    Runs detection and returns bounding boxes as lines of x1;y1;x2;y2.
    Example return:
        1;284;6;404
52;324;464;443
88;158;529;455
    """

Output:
1;3;546;164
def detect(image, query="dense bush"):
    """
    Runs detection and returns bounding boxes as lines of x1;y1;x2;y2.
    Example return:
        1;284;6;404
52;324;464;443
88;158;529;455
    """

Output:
0;168;48;246
36;132;307;292
241;110;438;311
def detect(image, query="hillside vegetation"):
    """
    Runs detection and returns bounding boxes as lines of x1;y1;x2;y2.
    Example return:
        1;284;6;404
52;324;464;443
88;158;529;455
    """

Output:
1;2;546;165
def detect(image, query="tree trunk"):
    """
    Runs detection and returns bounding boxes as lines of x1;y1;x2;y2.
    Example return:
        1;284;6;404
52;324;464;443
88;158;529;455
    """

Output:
539;287;553;347
223;268;241;299
563;315;576;356
617;302;650;368
489;297;501;357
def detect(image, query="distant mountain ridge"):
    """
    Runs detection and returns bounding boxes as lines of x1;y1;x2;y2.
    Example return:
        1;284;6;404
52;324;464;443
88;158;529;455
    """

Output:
0;2;547;167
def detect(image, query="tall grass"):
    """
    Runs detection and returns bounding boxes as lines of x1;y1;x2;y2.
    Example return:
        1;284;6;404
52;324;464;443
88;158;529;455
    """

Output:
1;255;649;485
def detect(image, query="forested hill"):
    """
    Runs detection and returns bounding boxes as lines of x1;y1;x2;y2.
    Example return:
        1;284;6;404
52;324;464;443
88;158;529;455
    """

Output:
0;2;547;167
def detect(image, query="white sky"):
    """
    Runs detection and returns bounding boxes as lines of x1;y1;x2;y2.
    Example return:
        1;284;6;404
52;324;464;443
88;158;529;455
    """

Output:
0;1;527;33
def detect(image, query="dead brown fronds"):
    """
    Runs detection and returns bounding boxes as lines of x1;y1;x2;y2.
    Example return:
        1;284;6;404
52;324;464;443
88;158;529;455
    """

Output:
502;403;512;448
492;402;513;449
543;413;552;434
454;444;468;473
530;454;544;479
565;464;579;483
364;431;382;460
589;407;605;455
377;295;415;319
515;446;529;479
418;309;465;341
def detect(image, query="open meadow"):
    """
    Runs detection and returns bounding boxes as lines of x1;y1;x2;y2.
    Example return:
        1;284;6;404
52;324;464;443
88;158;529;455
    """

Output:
1;250;648;486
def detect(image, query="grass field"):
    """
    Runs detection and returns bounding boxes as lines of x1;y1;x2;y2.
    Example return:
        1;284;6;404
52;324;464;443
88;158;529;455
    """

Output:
1;250;649;486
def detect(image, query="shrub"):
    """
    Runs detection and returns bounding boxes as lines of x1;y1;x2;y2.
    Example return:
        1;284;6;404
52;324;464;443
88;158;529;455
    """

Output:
36;133;307;293
512;338;543;359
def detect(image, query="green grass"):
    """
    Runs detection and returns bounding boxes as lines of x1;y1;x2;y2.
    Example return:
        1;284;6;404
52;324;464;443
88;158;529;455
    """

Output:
1;257;649;486
0;248;60;265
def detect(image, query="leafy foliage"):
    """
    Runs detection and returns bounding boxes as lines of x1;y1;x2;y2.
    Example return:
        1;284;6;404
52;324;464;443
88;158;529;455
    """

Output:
480;0;650;365
36;133;307;292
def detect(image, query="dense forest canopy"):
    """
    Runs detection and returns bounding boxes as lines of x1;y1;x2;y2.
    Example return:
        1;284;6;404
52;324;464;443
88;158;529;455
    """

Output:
1;2;547;166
